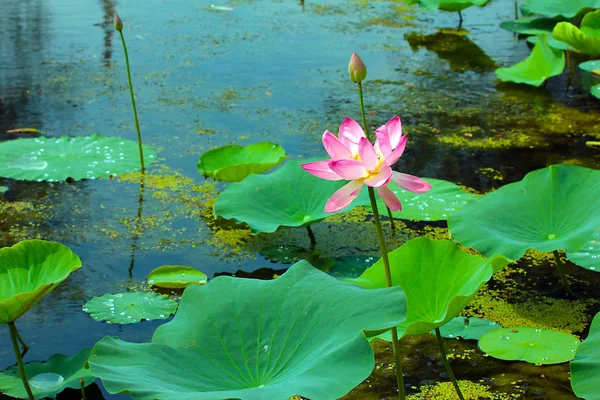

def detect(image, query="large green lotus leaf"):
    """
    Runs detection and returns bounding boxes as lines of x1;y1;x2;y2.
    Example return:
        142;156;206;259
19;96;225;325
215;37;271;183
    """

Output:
147;265;208;289
438;316;502;340
500;17;562;35
88;261;407;400
0;348;95;399
553;11;600;55
495;35;565;86
449;165;600;262
214;160;355;234
0;134;155;182
197;142;287;182
479;327;579;364
82;292;178;324
369;178;477;222
526;35;574;51
571;312;600;399
418;0;487;12
522;0;600;18
0;240;82;324
567;227;600;271
349;237;510;338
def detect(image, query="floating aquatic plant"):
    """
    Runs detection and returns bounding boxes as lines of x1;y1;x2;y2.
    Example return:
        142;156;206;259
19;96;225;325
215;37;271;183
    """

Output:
0;348;95;399
553;10;600;55
478;327;579;364
499;16;562;35
147;265;208;289
406;0;488;25
87;261;406;400
0;240;82;400
571;312;600;399
521;0;600;18
438;317;502;341
197;142;287;182
82;292;177;324
526;34;573;51
0;134;155;182
495;35;565;86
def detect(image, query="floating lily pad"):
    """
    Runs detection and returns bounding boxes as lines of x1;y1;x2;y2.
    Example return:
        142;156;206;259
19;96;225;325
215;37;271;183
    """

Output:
500;17;562;35
592;84;600;99
553;11;600;55
350;237;510;337
479;327;579;364
417;0;488;12
439;317;502;340
522;0;600;18
0;186;8;193
571;312;600;399
147;265;207;289
214;160;353;234
327;255;377;280
526;35;574;50
0;134;155;182
82;292;178;324
579;60;600;73
0;240;82;324
449;165;600;262
566;227;600;271
260;245;309;264
197;142;287;182
88;261;406;400
496;35;565;86
0;348;95;399
369;178;477;221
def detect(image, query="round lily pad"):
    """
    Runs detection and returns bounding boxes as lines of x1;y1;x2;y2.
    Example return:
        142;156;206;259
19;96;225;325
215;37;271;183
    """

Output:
0;134;155;182
579;60;600;74
567;227;600;272
0;348;95;399
88;261;407;400
260;245;309;264
197;142;287;182
438;317;502;340
82;292;178;324
214;160;352;234
592;84;600;99
0;240;82;324
571;312;600;399
327;255;377;280
478;327;580;364
449;165;600;262
147;265;207;289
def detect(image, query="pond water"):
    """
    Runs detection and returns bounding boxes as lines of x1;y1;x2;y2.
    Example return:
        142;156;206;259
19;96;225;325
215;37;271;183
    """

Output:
1;0;599;399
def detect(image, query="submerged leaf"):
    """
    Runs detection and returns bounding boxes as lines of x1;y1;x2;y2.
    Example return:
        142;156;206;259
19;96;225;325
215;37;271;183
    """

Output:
0;348;95;399
197;142;287;182
449;165;600;262
571;312;600;399
0;134;155;182
82;292;178;324
479;327;579;364
88;261;406;400
0;240;82;324
495;35;565;86
147;265;207;289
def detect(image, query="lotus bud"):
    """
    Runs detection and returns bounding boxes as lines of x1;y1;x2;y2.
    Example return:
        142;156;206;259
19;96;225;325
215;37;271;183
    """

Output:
114;15;123;32
348;52;367;83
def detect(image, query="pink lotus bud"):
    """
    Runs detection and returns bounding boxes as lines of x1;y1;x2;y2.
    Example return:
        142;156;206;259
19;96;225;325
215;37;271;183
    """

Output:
348;52;367;83
114;15;123;31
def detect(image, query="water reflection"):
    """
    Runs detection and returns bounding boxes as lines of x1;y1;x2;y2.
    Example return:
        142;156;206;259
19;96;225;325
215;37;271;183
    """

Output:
99;0;117;68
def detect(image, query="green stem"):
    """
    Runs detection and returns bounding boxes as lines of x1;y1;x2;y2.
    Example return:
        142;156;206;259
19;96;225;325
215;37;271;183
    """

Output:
81;377;86;400
553;250;573;294
458;10;463;26
357;82;374;142
8;322;34;400
15;327;30;357
118;30;145;174
386;206;396;233
435;327;465;400
306;225;317;251
368;187;405;399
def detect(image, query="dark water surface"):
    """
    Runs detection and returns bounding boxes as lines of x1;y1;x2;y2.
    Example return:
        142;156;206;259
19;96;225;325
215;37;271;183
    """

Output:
1;0;599;398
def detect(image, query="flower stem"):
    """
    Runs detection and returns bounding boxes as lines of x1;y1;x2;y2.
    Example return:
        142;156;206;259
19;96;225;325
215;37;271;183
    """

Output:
306;225;317;251
357;82;374;142
81;377;86;400
118;30;145;174
386;206;396;233
15;326;30;357
435;327;465;400
553;250;573;295
8;322;34;400
368;187;405;399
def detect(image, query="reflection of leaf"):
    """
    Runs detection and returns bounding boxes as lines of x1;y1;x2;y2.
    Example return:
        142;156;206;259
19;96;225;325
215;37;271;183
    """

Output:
0;348;95;399
553;10;600;55
479;327;579;364
0;134;155;182
495;35;565;86
405;31;496;72
350;238;510;337
197;142;287;182
500;16;562;35
88;261;407;400
571;312;600;399
83;292;178;324
417;0;487;12
522;0;600;18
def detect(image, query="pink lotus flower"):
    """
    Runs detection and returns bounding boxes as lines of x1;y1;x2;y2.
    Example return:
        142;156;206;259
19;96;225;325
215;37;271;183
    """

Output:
301;116;432;213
